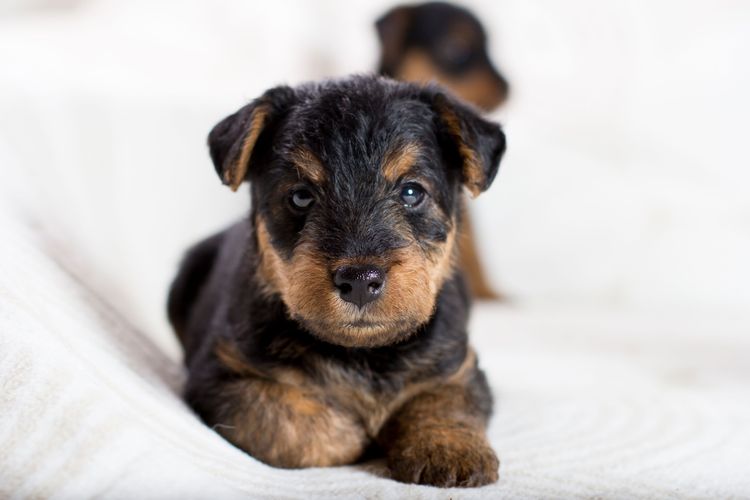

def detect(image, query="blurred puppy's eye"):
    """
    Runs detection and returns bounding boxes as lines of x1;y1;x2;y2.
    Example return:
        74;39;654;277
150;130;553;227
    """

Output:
290;189;315;210
435;40;473;72
400;183;426;208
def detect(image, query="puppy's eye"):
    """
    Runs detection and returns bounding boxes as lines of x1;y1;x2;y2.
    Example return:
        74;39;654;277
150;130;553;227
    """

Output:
435;40;474;72
399;183;426;208
290;189;315;210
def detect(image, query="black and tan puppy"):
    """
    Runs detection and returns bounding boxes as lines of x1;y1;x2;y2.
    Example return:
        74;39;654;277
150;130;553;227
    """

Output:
377;2;509;112
168;75;506;488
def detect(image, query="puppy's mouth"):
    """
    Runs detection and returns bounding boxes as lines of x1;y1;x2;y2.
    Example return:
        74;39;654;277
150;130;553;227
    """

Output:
342;319;383;328
293;314;423;348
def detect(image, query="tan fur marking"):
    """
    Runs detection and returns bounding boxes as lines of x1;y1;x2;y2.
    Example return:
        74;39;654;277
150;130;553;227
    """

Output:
387;417;498;487
255;217;289;297
364;347;476;436
298;348;477;439
428;223;459;291
212;338;367;467
435;102;486;198
396;49;506;111
396;49;443;85
382;143;421;182
227;104;269;191
378;359;499;487
255;216;457;348
441;66;507;112
216;377;366;468
290;149;326;184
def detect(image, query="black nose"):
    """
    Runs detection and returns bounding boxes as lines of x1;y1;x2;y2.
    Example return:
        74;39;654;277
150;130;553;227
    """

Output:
333;265;385;308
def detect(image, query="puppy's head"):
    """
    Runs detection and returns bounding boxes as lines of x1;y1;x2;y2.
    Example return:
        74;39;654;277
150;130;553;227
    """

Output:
376;2;509;111
208;76;505;348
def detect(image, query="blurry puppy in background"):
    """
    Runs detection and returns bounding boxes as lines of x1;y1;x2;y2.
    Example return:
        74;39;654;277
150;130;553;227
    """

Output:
376;2;509;299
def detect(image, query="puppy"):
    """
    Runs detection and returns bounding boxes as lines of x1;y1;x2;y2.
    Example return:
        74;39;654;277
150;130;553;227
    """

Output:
376;2;509;112
376;2;510;300
168;75;506;488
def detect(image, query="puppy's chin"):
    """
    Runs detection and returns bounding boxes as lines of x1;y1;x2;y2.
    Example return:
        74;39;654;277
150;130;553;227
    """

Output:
293;316;425;348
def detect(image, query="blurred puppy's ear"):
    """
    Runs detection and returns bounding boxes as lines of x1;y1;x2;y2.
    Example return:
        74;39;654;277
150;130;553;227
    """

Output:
430;91;506;196
375;6;413;75
208;86;296;191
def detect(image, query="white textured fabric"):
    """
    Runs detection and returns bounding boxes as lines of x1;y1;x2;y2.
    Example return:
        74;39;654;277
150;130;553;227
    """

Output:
1;1;750;498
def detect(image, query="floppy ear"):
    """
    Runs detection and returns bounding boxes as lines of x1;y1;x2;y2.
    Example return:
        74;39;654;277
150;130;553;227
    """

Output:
375;6;413;76
431;92;506;197
208;86;296;191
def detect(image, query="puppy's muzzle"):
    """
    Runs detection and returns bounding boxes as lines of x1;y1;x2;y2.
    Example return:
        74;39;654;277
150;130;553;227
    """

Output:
333;265;385;308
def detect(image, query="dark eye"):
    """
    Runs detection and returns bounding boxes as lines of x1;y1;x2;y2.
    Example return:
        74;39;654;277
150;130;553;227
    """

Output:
435;40;474;73
289;189;315;210
400;183;426;208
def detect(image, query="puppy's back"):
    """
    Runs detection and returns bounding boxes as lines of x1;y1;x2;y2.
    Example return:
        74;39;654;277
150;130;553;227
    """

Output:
167;222;250;364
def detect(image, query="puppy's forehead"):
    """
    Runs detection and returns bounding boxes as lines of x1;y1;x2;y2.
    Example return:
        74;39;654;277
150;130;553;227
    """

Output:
281;89;438;182
412;4;485;44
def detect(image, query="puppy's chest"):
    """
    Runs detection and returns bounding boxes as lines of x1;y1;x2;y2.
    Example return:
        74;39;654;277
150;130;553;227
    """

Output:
275;358;439;438
276;345;478;439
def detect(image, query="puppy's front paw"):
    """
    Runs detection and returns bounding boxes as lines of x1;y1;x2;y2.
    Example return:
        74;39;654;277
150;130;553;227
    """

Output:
387;427;499;488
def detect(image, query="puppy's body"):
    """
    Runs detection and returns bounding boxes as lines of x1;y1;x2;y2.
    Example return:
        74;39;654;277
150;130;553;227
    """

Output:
172;221;492;472
169;76;505;487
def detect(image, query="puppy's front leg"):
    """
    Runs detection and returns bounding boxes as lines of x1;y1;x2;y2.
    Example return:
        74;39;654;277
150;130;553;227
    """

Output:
379;368;498;488
192;374;367;469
